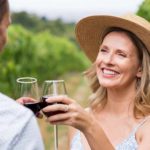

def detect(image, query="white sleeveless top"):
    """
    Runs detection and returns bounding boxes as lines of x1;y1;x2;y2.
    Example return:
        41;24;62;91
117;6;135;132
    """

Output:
71;117;149;150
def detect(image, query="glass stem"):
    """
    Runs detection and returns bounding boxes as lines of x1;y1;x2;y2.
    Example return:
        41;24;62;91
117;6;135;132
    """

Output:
54;125;58;150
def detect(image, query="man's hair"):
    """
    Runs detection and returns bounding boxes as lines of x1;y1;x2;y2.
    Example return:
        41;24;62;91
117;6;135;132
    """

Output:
0;0;9;23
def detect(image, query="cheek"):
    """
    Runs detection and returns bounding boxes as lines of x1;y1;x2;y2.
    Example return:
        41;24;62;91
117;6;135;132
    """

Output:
96;53;102;65
95;58;101;71
120;62;139;79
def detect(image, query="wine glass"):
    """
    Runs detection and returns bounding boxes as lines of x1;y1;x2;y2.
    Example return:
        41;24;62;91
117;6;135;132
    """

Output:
41;80;67;150
16;77;40;114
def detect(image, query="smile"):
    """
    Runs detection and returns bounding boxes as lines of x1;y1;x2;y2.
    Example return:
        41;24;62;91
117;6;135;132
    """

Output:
102;68;119;77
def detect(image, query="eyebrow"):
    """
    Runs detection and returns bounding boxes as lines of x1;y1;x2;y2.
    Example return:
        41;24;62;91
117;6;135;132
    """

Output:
99;45;108;50
116;49;127;54
100;44;129;54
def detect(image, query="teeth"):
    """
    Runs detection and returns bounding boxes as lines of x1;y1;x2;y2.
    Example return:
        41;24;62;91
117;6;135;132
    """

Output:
103;69;116;75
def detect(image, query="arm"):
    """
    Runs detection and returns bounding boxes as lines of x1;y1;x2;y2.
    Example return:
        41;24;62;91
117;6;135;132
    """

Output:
0;93;44;149
11;114;44;150
83;118;114;150
68;126;78;146
43;95;114;150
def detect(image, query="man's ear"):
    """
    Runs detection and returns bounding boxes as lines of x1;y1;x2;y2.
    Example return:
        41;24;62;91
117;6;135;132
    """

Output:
136;67;142;78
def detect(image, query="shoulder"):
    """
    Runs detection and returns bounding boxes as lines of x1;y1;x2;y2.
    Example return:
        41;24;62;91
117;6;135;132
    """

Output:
138;116;150;133
136;116;150;148
68;108;91;145
0;93;39;147
0;93;34;123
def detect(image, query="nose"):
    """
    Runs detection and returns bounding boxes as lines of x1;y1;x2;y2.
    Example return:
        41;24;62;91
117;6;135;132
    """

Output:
103;53;115;65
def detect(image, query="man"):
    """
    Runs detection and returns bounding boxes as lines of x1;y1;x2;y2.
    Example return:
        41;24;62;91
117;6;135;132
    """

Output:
0;0;44;149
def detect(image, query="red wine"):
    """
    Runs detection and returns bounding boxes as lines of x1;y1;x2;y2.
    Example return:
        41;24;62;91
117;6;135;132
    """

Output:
24;102;41;115
24;95;66;117
41;95;65;117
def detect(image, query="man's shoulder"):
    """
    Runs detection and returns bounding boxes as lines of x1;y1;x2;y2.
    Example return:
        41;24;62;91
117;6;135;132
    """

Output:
0;93;33;121
0;94;43;149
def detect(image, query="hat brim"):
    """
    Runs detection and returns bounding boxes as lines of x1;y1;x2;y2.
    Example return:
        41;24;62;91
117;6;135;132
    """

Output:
75;15;150;62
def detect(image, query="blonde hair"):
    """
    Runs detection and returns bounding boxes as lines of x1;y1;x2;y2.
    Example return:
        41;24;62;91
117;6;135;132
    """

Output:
84;27;150;118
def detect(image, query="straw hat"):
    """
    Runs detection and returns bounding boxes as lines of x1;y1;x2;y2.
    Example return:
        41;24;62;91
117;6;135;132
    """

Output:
75;14;150;62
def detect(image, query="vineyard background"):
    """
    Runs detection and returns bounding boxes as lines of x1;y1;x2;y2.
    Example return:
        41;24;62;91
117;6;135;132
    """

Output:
0;1;150;149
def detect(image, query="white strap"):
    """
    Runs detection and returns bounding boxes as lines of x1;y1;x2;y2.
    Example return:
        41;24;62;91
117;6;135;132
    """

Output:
133;116;150;134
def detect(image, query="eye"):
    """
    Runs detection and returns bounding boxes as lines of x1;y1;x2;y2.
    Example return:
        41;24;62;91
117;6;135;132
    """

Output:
118;52;126;57
100;49;108;53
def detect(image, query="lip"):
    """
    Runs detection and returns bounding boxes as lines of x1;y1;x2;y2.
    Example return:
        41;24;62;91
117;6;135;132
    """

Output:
101;68;119;73
100;67;120;78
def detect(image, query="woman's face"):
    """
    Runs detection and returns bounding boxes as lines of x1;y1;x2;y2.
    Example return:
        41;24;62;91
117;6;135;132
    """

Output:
0;13;10;51
96;31;141;89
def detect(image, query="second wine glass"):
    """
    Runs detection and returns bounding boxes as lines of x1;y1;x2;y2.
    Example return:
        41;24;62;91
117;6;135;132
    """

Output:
41;80;67;116
41;80;67;150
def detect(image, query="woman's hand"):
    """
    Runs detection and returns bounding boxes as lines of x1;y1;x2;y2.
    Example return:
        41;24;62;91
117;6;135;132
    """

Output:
42;95;95;132
43;96;115;150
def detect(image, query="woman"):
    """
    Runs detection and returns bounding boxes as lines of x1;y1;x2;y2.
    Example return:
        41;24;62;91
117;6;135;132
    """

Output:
43;14;150;149
0;0;44;149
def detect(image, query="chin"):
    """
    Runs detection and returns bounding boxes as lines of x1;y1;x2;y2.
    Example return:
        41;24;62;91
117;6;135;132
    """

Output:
99;80;118;88
101;84;116;88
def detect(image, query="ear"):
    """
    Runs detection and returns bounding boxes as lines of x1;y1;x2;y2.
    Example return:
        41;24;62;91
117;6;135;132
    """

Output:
136;66;142;78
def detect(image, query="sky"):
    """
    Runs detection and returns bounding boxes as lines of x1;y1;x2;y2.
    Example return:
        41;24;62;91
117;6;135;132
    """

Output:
9;0;144;22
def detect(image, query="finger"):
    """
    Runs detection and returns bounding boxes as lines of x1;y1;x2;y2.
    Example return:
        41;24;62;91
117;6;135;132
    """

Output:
46;112;71;122
16;97;36;104
22;97;37;103
49;120;69;125
16;98;24;104
50;120;73;126
47;116;74;127
43;103;70;113
46;95;74;105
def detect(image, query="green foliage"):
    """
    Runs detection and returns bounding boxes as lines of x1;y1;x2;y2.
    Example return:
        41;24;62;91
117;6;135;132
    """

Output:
12;11;78;49
12;11;79;51
0;25;90;98
34;32;87;76
11;11;75;37
136;0;150;21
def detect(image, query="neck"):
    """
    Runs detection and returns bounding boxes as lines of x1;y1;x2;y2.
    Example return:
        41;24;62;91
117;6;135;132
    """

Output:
104;84;137;118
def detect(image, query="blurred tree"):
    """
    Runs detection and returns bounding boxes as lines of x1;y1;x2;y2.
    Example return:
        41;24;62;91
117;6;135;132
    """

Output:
137;0;150;21
12;11;75;37
12;11;45;31
0;25;90;97
11;11;78;46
